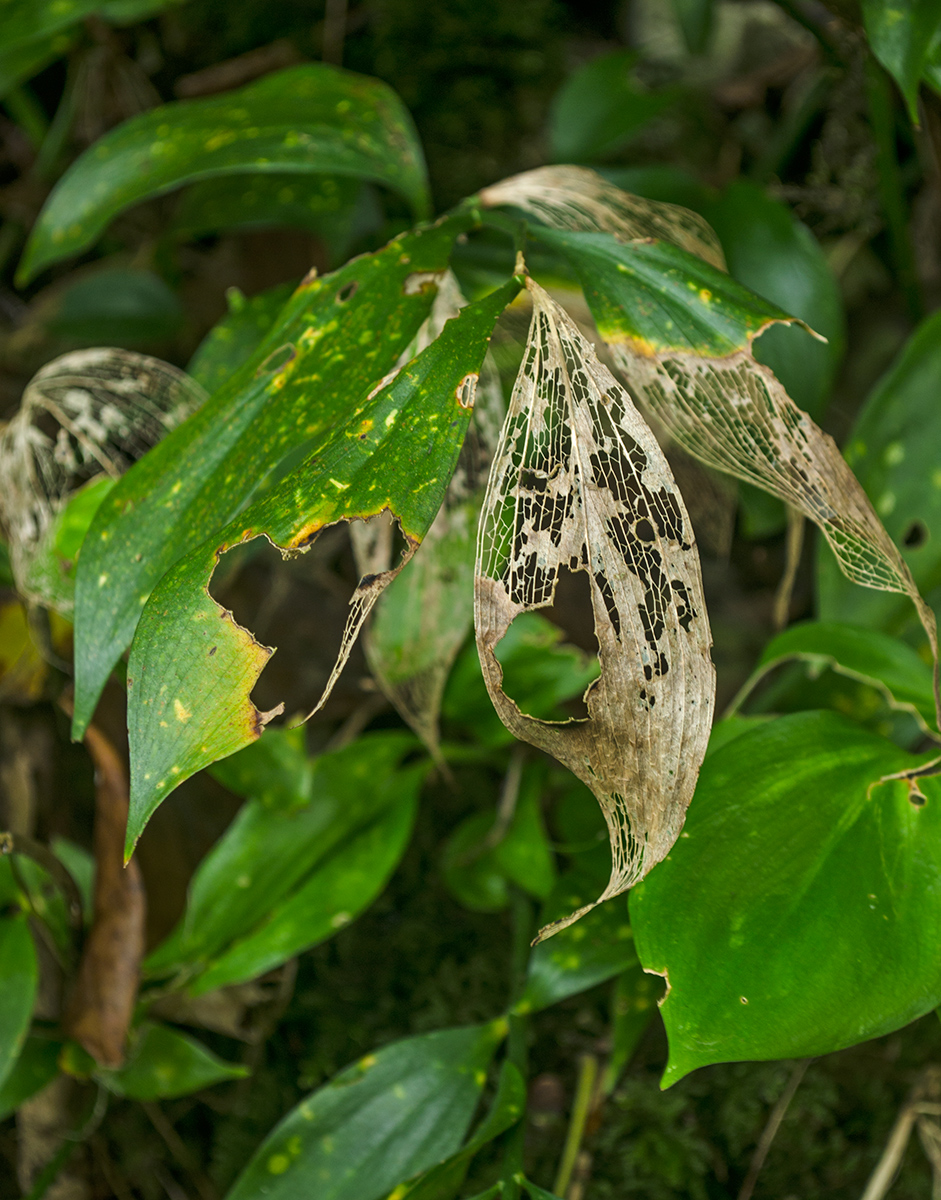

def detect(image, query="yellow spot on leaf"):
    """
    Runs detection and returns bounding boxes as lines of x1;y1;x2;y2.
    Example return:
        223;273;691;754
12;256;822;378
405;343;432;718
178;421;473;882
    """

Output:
267;1155;290;1175
174;699;191;723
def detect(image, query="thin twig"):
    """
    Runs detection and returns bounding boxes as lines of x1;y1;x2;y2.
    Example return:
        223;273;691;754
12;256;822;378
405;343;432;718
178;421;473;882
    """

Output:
773;508;804;631
485;746;526;849
860;1105;920;1200
554;1054;599;1198
737;1059;810;1200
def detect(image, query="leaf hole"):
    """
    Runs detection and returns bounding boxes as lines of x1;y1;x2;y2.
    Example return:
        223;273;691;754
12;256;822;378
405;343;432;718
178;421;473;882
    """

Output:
903;520;928;548
337;281;358;304
255;343;296;377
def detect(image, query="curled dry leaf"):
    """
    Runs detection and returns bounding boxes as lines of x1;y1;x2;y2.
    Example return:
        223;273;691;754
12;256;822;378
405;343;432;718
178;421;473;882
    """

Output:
475;278;715;940
478;165;726;271
0;349;206;612
351;273;505;759
64;721;146;1068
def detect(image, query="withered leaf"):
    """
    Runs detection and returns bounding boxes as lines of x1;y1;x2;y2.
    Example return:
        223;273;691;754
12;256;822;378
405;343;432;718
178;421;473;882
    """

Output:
475;277;715;940
478;165;726;271
64;722;145;1068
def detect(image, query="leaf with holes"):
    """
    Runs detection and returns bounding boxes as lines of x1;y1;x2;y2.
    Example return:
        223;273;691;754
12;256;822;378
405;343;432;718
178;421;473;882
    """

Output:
539;225;941;724
124;278;519;855
475;277;714;940
72;218;467;740
19;63;430;283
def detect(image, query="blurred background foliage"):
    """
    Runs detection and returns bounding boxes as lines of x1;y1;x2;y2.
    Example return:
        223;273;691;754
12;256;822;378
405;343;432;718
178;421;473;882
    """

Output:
4;0;941;1196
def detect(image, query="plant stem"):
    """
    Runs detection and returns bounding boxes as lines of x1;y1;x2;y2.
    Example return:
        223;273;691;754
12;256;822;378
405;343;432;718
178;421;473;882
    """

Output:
503;887;533;1176
553;1054;599;1198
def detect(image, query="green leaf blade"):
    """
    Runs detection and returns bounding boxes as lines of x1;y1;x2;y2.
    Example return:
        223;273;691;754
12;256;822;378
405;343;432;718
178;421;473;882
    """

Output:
100;1022;247;1100
19;63;430;282
0;913;38;1090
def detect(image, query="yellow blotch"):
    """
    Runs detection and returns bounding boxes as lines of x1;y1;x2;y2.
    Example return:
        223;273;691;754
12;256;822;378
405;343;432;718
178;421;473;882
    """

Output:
698;288;712;304
173;699;191;723
267;1155;290;1175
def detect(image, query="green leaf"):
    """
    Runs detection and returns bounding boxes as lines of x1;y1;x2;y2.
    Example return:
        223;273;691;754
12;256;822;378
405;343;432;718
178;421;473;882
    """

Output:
631;711;941;1085
818;309;941;635
226;1021;508;1200
0;30;74;99
123;278;518;848
549;51;675;163
144;732;413;982
19;63;430;282
187;282;295;395
603;966;662;1091
51;839;94;925
671;0;713;54
518;1180;563;1200
45;268;185;346
391;1060;525;1200
175;173;381;264
743;621;937;732
99;1022;246;1100
0;0;98;56
21;475;115;615
534;228;792;357
442;768;556;913
0;914;38;1090
703;181;845;421
0;1037;60;1120
862;0;941;122
73;218;467;740
516;867;638;1013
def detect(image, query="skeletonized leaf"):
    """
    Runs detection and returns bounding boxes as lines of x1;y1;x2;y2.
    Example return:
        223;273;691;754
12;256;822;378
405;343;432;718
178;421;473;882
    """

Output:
540;226;941;726
0;350;205;612
475;277;714;941
478;165;726;271
352;273;505;759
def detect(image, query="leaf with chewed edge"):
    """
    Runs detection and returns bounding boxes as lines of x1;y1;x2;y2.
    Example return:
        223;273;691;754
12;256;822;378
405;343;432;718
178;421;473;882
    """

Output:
125;279;519;856
73;217;468;741
475;277;714;940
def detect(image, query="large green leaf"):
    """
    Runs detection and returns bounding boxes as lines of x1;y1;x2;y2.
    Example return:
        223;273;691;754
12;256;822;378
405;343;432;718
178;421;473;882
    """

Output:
548;51;674;164
145;732;413;980
19;63;430;282
72;218;465;740
226;1021;507;1200
516;867;638;1014
0;914;38;1090
99;1021;246;1099
818;309;941;634
631;711;941;1085
0;1037;60;1120
124;279;518;851
738;620;938;732
862;0;941;121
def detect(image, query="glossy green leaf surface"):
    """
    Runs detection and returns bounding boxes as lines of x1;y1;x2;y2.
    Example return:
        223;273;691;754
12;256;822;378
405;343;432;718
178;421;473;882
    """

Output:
226;1021;507;1200
534;228;792;356
392;1061;525;1200
125;278;517;848
703;181;844;421
0;1037;60;1120
20;63;431;282
145;733;412;980
817;309;941;634
516;867;638;1013
549;51;674;163
862;0;941;121
631;711;941;1085
748;621;937;732
0;914;38;1090
100;1021;246;1099
73;219;465;740
187;282;295;395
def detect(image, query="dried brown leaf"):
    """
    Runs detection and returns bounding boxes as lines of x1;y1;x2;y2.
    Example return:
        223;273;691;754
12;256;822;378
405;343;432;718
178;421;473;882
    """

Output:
475;278;715;940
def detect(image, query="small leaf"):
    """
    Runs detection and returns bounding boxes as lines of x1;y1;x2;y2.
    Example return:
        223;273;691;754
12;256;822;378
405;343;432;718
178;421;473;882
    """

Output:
0;0;99;57
475;277;715;938
549;52;675;164
479;165;725;271
741;621;937;733
125;278;518;850
542;226;941;721
0;914;38;1091
861;0;941;122
225;1021;507;1200
99;1021;246;1099
0;1037;60;1120
187;282;295;394
516;867;638;1013
631;711;941;1084
73;218;468;740
0;348;205;614
19;63;431;282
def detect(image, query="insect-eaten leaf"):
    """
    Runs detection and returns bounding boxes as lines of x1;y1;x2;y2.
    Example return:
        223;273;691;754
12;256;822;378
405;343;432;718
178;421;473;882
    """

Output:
124;279;520;857
478;164;726;271
352;272;505;761
475;277;715;942
539;225;941;727
0;349;205;613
